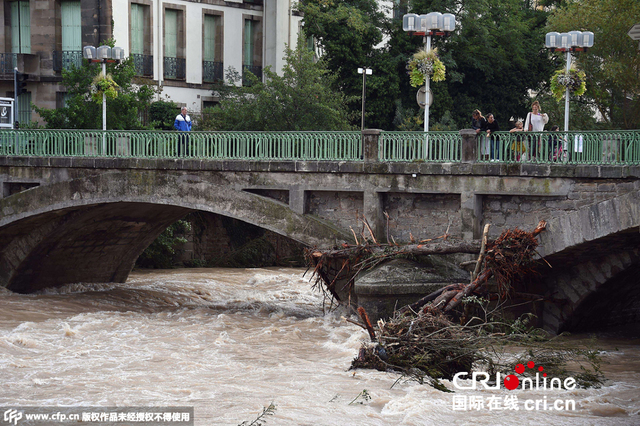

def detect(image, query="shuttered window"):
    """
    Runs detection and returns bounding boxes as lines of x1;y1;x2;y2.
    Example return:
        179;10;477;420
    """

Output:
165;9;177;59
11;1;31;54
131;4;144;55
203;15;217;62
243;20;254;66
61;1;81;52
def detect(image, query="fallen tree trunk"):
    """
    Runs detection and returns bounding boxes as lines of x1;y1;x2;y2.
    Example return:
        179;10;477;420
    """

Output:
308;239;483;260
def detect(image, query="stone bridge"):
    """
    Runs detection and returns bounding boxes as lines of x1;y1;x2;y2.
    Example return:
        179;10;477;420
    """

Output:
1;131;639;332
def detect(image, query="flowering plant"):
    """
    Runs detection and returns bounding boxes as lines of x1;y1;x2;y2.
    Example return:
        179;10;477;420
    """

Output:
550;68;586;101
90;73;119;103
406;48;446;87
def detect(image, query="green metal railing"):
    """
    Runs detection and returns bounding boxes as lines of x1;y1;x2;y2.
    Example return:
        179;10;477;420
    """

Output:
477;130;640;165
1;129;639;165
379;131;461;162
0;130;363;161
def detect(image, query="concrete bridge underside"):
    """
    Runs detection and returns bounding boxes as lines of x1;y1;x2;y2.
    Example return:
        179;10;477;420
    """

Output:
0;170;349;293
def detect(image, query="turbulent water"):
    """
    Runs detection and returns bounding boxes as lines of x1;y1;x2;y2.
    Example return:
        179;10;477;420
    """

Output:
0;268;639;425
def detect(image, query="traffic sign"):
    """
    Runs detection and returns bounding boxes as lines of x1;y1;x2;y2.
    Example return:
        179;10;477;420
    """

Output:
629;23;640;49
416;86;433;109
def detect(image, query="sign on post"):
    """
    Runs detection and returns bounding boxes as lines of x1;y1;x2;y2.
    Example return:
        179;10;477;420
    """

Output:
416;86;433;109
0;97;14;129
628;23;640;49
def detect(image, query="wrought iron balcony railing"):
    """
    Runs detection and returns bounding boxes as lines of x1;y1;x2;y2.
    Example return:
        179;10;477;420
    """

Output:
203;61;223;83
53;51;83;72
242;65;262;86
164;57;186;80
132;54;154;77
0;53;17;79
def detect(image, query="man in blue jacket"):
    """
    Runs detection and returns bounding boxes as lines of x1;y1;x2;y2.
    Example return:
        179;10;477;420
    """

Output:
174;106;192;156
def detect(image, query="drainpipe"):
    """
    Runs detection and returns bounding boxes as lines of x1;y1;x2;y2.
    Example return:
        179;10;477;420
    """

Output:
157;0;163;98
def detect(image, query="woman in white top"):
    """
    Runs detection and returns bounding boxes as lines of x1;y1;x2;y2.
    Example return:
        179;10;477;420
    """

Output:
524;101;549;132
524;101;549;159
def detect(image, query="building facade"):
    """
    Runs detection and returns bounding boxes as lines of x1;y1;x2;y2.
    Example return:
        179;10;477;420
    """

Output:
0;0;303;126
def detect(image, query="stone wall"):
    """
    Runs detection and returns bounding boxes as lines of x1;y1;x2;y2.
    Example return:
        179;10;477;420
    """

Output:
307;191;364;232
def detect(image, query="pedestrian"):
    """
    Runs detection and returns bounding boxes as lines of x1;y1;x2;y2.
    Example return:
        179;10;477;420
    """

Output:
510;120;526;161
174;106;192;156
471;109;489;160
523;101;548;160
485;113;500;161
547;125;565;162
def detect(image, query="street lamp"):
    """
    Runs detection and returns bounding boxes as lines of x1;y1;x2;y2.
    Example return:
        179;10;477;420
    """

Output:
357;67;372;131
545;31;594;131
403;12;455;133
82;45;125;138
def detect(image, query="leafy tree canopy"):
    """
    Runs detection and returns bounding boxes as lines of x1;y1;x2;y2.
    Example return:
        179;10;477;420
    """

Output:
547;0;640;129
35;39;155;130
299;0;400;130
199;41;354;131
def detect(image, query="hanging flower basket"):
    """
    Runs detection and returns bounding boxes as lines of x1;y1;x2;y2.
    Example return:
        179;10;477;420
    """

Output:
406;48;446;87
550;68;586;101
90;73;119;103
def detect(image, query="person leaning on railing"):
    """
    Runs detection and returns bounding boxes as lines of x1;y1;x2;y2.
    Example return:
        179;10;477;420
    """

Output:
485;113;500;161
471;109;489;161
174;106;192;157
510;120;526;161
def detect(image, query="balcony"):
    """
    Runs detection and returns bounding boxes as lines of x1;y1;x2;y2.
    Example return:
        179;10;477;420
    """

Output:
0;53;17;79
242;64;262;86
164;57;185;80
132;54;153;77
203;61;223;83
53;51;83;73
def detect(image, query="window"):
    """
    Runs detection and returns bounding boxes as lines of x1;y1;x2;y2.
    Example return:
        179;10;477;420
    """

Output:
131;3;153;76
242;17;262;85
11;1;31;54
164;8;185;80
203;13;223;82
17;91;31;124
61;1;82;70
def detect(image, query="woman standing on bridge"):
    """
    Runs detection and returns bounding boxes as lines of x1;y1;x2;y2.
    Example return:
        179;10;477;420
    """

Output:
524;101;549;160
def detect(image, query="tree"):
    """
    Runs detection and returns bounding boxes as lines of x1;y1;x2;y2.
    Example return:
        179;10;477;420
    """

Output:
299;0;401;130
547;0;640;129
301;0;556;131
35;40;155;130
199;41;353;131
398;0;556;130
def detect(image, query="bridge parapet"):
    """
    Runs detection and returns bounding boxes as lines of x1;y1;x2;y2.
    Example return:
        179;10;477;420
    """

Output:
1;129;639;166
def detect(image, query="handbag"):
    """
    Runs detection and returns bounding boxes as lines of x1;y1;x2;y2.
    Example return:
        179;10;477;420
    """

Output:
527;113;533;131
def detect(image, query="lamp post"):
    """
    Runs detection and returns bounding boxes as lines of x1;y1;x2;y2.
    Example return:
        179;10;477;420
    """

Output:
357;67;372;131
545;31;594;131
82;45;125;153
403;12;455;133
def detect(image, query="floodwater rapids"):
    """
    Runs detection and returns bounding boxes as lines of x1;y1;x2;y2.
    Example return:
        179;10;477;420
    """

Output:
0;268;638;425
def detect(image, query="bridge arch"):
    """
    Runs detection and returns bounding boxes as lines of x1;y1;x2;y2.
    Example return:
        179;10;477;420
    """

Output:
0;170;349;293
533;189;640;332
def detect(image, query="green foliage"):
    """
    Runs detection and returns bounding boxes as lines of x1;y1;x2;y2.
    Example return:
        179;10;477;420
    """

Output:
407;49;446;86
35;38;154;130
90;73;119;103
148;100;178;130
136;220;191;269
547;0;640;129
550;68;587;101
534;90;599;130
299;0;398;129
200;41;353;131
